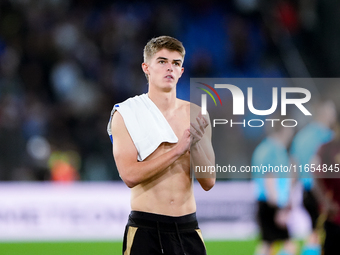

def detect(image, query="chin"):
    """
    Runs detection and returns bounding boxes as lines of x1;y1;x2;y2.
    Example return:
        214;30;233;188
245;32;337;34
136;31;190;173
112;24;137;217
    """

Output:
160;83;176;91
161;87;173;93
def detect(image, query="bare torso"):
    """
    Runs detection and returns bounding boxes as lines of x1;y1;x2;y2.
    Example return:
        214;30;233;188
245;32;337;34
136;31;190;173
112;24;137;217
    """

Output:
130;99;195;216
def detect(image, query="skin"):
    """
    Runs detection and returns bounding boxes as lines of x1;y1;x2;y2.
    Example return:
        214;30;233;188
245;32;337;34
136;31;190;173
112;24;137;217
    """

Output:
111;48;215;216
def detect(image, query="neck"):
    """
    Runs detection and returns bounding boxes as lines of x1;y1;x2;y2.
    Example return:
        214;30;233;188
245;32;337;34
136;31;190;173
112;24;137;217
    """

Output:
148;88;177;113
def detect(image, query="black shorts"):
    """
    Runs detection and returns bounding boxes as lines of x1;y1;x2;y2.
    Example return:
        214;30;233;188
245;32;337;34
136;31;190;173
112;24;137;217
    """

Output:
257;201;289;243
303;189;319;229
122;211;207;255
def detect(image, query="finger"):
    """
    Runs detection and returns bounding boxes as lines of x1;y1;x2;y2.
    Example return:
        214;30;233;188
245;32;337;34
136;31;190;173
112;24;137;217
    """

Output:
190;122;199;133
198;116;209;132
200;115;209;128
189;132;199;145
184;128;191;138
197;115;209;130
190;127;203;146
189;125;201;142
190;122;203;137
196;117;205;132
189;127;199;140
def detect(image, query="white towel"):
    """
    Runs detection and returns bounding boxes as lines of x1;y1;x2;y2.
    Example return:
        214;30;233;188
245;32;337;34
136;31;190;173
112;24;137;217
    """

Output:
107;93;178;161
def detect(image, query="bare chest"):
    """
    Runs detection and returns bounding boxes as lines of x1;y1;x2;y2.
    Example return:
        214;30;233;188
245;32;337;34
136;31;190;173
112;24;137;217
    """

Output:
165;110;190;140
146;109;190;160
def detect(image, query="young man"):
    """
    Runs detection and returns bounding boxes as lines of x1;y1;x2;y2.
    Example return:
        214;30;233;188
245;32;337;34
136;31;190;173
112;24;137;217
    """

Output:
108;36;215;255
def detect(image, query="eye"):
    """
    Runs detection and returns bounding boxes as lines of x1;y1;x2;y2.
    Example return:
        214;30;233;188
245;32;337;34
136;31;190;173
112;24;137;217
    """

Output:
159;60;165;64
174;62;180;66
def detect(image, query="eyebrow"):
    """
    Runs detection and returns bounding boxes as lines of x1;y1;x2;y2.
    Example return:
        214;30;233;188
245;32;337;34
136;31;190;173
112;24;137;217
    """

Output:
156;57;183;63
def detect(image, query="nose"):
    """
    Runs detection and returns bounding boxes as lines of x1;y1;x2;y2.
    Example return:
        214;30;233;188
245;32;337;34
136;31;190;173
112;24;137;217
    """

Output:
167;63;173;72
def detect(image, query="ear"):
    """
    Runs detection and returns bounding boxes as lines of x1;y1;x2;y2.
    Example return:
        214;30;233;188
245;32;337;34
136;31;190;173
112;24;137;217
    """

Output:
179;67;184;78
142;63;149;76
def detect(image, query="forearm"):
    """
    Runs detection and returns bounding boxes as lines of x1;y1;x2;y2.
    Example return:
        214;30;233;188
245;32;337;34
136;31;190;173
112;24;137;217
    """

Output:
118;146;183;188
191;142;215;191
191;142;214;168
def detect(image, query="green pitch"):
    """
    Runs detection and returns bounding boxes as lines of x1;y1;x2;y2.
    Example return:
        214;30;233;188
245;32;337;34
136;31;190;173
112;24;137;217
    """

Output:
0;240;258;255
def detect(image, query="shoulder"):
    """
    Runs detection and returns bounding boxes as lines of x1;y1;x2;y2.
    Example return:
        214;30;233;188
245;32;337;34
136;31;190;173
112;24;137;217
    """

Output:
189;101;200;113
176;99;209;116
111;110;125;132
189;101;211;120
117;93;146;107
175;99;190;115
175;100;207;120
110;93;145;126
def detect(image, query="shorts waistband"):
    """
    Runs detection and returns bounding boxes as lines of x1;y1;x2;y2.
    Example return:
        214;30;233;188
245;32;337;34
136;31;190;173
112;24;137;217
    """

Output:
128;211;198;231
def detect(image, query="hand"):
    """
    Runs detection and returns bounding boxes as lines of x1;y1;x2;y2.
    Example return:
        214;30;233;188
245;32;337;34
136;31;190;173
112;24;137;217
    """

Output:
190;112;209;145
175;128;191;156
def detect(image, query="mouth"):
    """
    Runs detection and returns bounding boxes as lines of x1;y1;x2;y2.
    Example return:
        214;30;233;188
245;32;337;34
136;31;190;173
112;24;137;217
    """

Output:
164;75;174;80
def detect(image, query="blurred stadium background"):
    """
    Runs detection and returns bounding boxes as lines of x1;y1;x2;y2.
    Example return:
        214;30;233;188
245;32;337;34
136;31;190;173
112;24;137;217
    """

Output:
1;0;340;254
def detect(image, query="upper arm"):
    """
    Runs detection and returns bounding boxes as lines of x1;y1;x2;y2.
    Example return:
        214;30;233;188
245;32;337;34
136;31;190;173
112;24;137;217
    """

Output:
110;111;138;180
190;103;216;190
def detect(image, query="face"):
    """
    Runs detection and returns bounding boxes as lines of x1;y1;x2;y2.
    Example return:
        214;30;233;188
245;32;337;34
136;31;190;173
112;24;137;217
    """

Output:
142;49;184;92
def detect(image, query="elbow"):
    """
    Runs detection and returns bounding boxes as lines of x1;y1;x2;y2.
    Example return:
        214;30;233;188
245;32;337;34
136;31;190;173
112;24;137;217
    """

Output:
120;173;139;189
200;178;216;191
203;180;215;191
